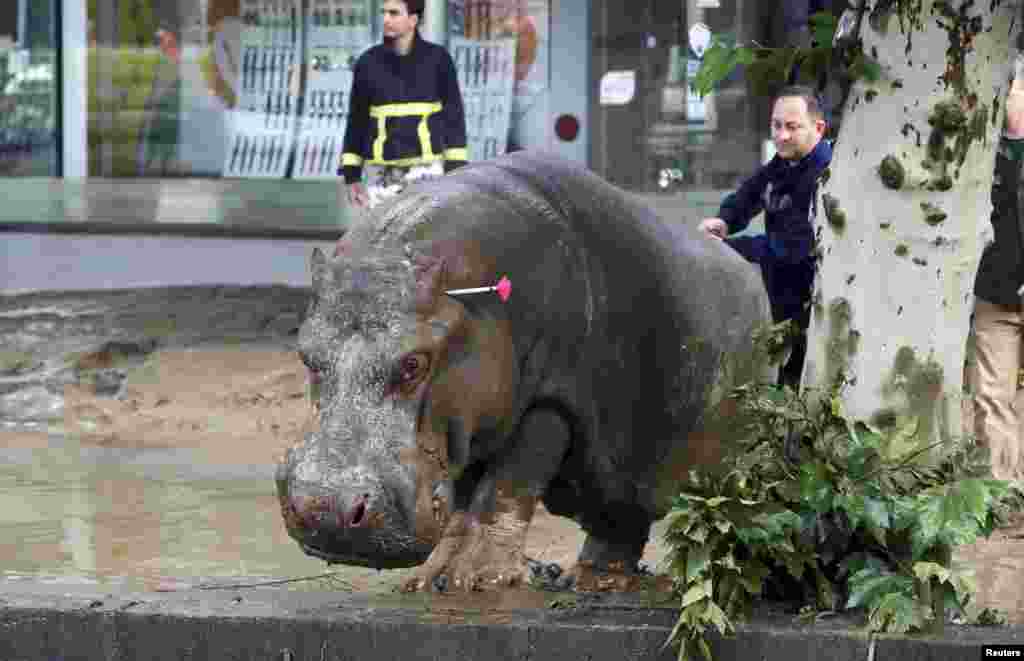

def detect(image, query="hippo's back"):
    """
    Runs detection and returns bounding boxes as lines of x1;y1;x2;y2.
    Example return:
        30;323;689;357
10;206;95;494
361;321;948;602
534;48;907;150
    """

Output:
379;151;772;515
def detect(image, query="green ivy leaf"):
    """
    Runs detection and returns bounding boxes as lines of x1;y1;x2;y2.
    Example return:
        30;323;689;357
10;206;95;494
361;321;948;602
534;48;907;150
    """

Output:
799;463;835;512
885;417;920;462
846;568;914;610
714;552;739;571
702;600;733;635
688;524;711;546
692;39;744;98
867;592;926;633
910;479;1009;556
913;561;951;585
680;579;713;609
863;496;891;530
686;545;712;584
735;560;771;595
809;10;838;46
950;569;977;604
746;47;800;98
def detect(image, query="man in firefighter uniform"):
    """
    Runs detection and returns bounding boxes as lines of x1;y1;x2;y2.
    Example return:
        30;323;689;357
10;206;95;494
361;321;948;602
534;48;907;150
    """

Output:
339;0;468;208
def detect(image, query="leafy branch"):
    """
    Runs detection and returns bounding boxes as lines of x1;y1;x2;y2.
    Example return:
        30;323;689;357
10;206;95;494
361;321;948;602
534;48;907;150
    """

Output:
691;11;880;99
664;381;1018;661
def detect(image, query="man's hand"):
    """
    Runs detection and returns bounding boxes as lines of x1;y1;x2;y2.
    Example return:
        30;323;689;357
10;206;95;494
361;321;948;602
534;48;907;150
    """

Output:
347;182;369;208
699;217;728;240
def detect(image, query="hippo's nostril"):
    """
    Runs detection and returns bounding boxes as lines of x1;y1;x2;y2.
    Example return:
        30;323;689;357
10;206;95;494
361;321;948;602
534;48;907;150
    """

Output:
291;494;339;529
348;494;370;528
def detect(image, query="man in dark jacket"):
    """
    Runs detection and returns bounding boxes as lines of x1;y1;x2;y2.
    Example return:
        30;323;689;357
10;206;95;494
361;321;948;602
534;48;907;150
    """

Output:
699;85;831;388
971;70;1024;486
339;0;467;208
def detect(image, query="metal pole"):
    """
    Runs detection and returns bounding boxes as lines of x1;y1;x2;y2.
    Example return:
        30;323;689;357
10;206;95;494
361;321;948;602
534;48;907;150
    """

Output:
62;0;88;177
17;0;27;49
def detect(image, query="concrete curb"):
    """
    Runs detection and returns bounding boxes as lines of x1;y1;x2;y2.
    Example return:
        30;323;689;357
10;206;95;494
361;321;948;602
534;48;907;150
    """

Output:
2;582;1023;661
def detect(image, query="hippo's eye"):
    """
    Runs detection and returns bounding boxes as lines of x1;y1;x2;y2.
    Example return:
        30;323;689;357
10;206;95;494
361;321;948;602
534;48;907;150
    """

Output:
391;353;430;395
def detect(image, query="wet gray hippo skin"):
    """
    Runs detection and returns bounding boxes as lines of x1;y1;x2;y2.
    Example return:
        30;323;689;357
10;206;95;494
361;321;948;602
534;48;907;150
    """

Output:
275;151;771;591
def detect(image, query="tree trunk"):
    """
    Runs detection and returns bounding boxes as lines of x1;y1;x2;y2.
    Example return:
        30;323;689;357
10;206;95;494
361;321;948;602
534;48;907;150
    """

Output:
802;1;1021;445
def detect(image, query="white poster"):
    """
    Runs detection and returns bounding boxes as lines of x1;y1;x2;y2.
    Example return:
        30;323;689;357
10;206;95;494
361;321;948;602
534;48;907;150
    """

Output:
599;70;635;106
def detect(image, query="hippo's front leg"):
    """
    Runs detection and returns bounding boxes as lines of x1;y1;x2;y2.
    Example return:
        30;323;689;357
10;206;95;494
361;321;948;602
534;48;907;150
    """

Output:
403;407;571;592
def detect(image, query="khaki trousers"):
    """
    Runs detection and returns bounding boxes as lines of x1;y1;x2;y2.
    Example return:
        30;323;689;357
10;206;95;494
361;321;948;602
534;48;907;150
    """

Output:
972;297;1024;483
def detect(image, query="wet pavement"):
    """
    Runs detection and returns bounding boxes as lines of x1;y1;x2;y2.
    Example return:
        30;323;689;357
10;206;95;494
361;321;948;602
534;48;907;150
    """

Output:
2;430;1023;622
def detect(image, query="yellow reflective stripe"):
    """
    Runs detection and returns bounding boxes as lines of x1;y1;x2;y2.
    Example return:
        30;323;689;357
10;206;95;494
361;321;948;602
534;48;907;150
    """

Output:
418;115;434;160
341;152;363;166
367;102;444;164
443;148;468;161
369;102;442;118
373;114;387;162
366;154;444;166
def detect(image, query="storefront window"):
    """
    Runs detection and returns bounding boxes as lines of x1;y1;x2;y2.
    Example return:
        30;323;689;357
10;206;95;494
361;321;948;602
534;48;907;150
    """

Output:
0;0;60;177
589;0;768;194
87;0;376;178
446;0;550;159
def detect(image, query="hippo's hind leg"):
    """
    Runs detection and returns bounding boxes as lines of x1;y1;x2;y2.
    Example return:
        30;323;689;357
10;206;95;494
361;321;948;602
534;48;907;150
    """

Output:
403;406;571;592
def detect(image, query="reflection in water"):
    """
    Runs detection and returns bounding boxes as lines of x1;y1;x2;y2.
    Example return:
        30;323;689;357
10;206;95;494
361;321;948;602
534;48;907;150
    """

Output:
0;433;327;592
2;431;1023;623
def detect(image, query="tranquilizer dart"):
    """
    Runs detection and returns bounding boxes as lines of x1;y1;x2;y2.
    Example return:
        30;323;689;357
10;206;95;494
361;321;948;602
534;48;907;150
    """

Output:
445;275;512;302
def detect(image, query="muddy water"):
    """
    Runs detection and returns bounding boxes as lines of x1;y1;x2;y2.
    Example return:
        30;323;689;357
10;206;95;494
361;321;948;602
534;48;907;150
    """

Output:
2;430;1023;623
0;432;403;594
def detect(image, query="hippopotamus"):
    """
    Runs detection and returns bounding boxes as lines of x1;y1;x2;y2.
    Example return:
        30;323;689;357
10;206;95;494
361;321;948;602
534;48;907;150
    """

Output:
275;151;772;591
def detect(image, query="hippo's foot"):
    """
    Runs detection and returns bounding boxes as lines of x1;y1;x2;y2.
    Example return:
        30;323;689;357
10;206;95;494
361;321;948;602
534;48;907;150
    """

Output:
527;559;668;593
555;533;669;593
566;561;658;592
402;512;530;592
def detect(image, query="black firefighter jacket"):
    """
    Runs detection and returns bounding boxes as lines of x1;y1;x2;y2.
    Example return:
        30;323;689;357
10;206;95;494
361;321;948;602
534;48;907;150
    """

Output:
339;33;468;184
975;136;1024;307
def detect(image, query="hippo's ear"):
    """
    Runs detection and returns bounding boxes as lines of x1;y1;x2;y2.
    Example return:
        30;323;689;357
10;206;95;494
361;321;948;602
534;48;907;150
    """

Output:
310;247;332;290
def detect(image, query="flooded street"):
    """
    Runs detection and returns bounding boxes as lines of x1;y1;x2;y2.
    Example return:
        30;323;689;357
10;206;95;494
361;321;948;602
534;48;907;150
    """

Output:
1;430;1022;623
1;345;1022;623
0;431;330;592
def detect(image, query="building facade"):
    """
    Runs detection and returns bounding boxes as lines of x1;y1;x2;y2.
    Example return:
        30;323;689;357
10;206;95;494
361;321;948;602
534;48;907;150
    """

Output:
1;0;817;292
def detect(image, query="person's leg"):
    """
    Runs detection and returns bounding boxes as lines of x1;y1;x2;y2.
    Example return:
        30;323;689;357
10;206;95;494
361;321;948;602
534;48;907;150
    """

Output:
971;298;1024;483
766;258;815;389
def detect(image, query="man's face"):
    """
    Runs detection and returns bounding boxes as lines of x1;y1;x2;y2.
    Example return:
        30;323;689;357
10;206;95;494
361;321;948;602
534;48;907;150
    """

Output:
771;96;825;160
382;0;418;42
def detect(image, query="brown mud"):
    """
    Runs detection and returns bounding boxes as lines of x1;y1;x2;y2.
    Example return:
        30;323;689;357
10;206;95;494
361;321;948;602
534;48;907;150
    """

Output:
2;345;1022;620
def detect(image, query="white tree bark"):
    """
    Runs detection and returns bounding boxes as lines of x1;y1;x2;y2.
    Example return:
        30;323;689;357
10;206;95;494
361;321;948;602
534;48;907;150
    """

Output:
802;0;1021;443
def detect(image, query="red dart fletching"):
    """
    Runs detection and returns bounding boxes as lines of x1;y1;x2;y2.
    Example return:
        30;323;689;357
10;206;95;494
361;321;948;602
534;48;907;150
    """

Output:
496;276;512;302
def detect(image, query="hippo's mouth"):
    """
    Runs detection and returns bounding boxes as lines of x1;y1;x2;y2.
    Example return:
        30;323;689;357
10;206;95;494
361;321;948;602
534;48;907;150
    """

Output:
298;542;426;569
296;534;432;569
281;496;434;569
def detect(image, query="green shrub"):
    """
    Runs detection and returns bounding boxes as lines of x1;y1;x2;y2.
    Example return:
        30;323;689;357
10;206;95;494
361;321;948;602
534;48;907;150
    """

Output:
664;381;1019;661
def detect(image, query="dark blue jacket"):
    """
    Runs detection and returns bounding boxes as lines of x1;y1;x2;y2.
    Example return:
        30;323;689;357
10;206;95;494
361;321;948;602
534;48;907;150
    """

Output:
339;33;468;184
974;136;1024;306
719;139;832;264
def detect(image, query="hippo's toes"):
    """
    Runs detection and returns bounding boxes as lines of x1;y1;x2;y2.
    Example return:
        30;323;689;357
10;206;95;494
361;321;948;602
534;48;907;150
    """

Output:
527;559;576;591
401;535;463;592
443;517;531;592
401;513;473;593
